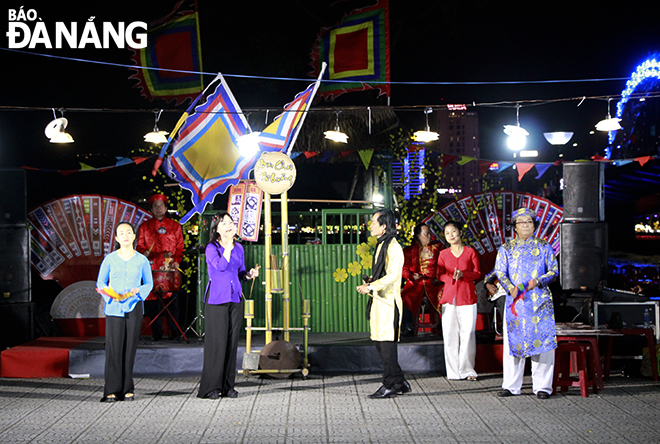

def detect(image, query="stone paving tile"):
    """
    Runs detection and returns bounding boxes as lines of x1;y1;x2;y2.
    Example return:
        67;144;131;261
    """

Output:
1;374;660;443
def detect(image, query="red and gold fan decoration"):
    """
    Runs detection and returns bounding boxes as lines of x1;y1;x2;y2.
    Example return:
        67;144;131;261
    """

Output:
422;191;563;275
28;195;152;289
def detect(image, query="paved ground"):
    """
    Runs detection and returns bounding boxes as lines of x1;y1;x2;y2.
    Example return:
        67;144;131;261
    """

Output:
1;373;659;444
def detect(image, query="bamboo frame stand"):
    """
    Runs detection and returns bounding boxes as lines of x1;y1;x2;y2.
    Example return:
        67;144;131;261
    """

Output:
242;190;311;378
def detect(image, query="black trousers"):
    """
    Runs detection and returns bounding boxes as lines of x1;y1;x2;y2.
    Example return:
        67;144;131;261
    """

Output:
197;300;244;398
104;301;143;398
145;293;180;338
374;304;404;389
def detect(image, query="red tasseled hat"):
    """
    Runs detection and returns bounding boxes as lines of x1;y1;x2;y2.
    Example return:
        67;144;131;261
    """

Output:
148;194;168;206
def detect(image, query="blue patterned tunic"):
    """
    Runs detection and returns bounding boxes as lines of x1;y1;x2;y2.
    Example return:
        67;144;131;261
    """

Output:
494;236;558;358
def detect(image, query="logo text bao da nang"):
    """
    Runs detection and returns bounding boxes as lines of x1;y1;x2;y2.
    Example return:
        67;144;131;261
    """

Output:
6;7;147;49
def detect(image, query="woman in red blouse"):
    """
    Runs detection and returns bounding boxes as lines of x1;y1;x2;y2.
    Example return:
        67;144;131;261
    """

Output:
437;221;481;380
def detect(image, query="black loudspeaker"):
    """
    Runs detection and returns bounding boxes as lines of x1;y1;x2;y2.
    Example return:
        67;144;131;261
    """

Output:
563;162;604;221
0;226;31;303
0;168;26;226
0;303;34;349
560;222;608;290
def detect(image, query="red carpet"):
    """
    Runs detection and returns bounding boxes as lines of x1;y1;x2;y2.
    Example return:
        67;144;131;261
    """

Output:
0;337;91;378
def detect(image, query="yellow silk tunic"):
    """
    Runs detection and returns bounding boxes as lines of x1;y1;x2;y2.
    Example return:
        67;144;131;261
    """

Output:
369;238;404;342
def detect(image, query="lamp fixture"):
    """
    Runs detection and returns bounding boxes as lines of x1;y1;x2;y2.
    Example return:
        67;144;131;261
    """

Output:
413;107;439;143
44;109;74;143
144;110;169;144
543;132;574;145
503;104;528;150
595;98;622;131
324;111;348;143
519;150;539;158
236;130;262;158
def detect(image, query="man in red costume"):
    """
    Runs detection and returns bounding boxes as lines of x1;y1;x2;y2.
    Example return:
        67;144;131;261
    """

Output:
137;194;185;340
401;223;443;336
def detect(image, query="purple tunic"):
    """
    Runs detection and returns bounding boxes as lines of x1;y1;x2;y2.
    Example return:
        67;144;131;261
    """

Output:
205;241;247;304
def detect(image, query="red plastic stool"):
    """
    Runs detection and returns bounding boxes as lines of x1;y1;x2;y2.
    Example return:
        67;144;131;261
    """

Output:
557;336;604;390
553;341;598;397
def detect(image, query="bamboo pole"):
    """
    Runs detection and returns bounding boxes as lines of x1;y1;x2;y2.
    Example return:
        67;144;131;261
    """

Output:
244;299;254;353
302;298;310;374
264;192;273;345
281;190;290;342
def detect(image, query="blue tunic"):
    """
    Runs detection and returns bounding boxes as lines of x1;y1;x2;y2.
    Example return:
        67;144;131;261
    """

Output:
96;251;153;317
494;236;558;358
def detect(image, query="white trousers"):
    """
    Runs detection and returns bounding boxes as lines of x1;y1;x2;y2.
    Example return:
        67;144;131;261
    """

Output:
502;317;555;395
441;302;477;379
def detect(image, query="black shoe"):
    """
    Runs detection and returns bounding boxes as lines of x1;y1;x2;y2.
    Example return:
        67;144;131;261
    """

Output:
100;394;117;403
223;389;238;398
368;385;397;399
396;380;412;394
123;393;134;401
401;328;415;337
497;389;514;397
206;390;220;400
536;391;550;399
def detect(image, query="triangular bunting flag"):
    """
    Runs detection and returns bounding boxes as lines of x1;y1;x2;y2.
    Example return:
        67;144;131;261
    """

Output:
515;163;535;181
535;164;552;179
132;157;149;165
456;156;476;165
358;149;374;170
636;156;651;166
115;157;133;166
438;154;459;168
497;162;513;173
478;161;492;176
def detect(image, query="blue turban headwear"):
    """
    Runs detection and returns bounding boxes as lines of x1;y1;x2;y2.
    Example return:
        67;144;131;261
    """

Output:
512;207;536;222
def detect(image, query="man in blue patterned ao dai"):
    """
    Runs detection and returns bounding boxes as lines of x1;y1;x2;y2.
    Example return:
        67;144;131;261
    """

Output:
494;207;558;399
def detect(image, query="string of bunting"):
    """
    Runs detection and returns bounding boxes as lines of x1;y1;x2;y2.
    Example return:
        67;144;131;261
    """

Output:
291;150;657;181
21;156;150;175
20;151;655;179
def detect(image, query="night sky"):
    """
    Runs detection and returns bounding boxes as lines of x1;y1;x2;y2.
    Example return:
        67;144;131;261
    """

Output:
1;0;659;207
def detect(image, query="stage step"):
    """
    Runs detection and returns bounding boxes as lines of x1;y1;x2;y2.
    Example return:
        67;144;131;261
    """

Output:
2;333;503;378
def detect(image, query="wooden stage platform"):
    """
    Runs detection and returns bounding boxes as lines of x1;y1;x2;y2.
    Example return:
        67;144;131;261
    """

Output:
0;332;504;379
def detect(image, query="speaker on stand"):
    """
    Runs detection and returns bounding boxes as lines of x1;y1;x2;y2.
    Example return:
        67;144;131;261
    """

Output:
0;168;32;349
562;162;604;222
560;163;607;325
560;222;608;291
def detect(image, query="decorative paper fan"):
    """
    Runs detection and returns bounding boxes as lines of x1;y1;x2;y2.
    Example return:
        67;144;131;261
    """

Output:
422;191;563;275
50;280;105;319
29;194;152;289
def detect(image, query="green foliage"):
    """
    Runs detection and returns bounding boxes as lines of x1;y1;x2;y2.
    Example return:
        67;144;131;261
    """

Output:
129;144;199;298
387;129;444;247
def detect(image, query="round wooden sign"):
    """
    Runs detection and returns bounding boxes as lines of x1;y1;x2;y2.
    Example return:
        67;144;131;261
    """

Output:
254;151;297;195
